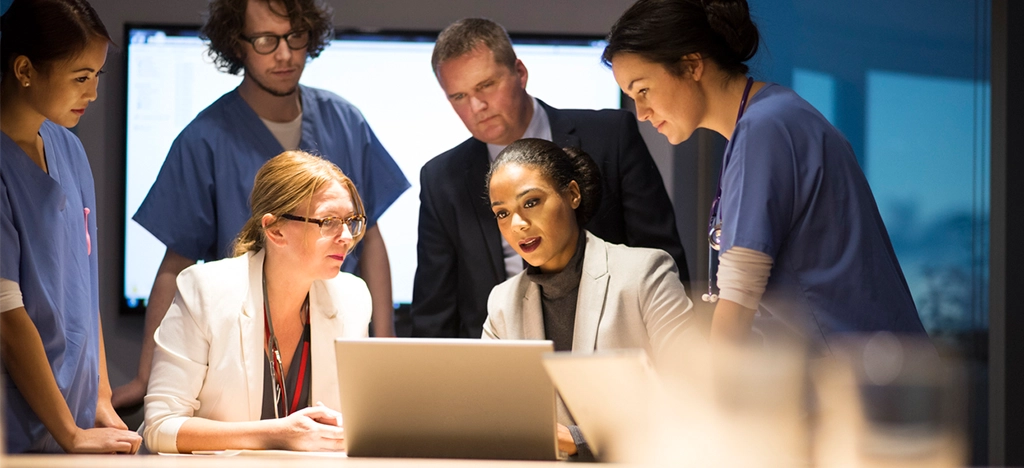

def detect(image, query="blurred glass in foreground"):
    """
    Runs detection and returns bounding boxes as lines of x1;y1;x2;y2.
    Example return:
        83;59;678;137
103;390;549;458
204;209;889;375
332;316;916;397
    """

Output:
814;333;967;467
550;332;965;466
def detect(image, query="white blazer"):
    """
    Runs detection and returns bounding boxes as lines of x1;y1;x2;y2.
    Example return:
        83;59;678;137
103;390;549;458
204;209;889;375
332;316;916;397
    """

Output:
142;250;371;453
483;232;695;424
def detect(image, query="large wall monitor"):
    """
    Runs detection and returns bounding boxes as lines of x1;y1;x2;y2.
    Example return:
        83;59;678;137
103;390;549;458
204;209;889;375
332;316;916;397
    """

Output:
123;26;621;312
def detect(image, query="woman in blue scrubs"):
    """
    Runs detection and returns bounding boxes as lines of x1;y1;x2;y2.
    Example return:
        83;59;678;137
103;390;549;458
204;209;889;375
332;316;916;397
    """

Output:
0;0;141;453
603;0;927;350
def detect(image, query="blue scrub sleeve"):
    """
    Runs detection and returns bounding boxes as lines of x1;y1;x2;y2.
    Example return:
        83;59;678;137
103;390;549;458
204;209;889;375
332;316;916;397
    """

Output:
350;120;409;227
719;119;797;259
0;178;21;283
133;135;219;261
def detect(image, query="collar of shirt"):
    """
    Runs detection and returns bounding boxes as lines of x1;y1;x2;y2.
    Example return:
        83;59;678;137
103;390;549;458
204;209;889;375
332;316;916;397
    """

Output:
260;112;303;151
487;97;552;162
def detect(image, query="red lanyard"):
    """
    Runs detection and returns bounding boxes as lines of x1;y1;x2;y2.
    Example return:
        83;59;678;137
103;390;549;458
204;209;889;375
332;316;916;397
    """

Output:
262;267;311;418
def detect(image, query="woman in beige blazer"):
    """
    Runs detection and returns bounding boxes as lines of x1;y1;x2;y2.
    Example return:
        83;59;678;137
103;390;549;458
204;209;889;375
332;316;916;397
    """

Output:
143;151;371;453
484;139;694;459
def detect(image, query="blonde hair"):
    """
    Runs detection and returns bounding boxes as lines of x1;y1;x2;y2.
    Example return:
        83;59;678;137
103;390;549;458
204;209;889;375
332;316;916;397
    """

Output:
232;151;366;256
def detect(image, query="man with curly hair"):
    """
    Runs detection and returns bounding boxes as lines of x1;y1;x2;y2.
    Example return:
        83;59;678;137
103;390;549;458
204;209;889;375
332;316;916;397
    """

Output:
114;0;410;409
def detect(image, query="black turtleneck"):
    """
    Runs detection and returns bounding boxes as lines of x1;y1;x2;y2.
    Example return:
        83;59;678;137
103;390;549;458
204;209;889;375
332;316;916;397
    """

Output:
525;230;586;352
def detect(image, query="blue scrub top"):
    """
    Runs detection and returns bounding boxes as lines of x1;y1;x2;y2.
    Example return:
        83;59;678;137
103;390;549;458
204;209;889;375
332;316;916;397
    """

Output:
1;121;100;453
133;85;411;271
718;83;927;350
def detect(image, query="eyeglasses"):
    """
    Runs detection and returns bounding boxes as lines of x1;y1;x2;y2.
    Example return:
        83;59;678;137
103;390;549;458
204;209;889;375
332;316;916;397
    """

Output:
240;30;311;55
281;213;365;238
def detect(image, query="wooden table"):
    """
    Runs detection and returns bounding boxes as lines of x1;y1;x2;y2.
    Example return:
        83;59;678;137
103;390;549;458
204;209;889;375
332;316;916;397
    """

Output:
1;453;625;467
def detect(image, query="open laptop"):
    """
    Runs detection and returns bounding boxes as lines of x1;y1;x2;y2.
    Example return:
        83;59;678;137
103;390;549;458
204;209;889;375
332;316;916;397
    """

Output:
334;338;559;460
541;350;664;462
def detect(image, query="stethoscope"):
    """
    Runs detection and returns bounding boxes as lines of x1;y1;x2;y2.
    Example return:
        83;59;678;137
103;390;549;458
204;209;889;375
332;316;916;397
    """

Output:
703;76;754;303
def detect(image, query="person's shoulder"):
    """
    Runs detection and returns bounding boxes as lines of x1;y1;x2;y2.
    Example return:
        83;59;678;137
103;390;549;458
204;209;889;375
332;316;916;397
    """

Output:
177;254;248;290
741;83;832;134
422;137;482;173
301;85;349;103
549;105;635;128
599;235;674;269
175;89;244;137
301;85;364;118
172;254;250;321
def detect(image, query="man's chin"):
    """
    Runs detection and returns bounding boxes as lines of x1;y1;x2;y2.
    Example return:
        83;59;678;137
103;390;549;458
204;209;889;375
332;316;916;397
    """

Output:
262;84;300;97
246;73;301;97
473;128;514;146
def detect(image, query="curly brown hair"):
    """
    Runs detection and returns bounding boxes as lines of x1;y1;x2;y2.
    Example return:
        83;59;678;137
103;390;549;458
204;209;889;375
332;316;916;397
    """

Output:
200;0;333;76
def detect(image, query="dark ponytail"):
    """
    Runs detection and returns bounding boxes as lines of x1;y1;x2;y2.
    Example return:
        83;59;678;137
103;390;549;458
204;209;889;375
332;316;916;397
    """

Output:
1;0;111;76
602;0;759;77
487;138;603;227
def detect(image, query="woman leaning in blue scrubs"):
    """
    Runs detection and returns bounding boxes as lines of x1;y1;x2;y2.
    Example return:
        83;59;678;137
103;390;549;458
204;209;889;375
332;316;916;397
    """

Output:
0;0;141;454
604;0;927;349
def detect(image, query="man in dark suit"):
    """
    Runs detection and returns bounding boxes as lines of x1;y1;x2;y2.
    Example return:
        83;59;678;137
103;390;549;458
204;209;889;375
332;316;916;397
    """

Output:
410;18;688;338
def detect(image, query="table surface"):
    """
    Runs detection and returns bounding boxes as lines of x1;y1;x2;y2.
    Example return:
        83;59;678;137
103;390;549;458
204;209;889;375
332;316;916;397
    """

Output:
0;453;634;467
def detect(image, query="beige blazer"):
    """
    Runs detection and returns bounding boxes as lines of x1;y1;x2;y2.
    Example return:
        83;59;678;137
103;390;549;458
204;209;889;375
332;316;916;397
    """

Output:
142;250;371;453
482;232;694;424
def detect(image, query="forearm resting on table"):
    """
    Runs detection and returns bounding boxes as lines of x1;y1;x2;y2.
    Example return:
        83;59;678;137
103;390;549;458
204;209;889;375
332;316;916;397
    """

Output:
360;224;395;337
1;308;82;448
167;405;345;453
174;418;281;453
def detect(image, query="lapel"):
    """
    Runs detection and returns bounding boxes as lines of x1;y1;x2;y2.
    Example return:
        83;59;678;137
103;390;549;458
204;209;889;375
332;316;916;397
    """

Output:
540;100;580;149
464;140;505;282
239;250;266;420
308;279;341;409
572;232;610;352
519;279;546;339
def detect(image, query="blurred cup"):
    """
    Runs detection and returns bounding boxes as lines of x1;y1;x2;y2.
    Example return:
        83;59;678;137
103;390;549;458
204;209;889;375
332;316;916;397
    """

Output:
813;332;966;468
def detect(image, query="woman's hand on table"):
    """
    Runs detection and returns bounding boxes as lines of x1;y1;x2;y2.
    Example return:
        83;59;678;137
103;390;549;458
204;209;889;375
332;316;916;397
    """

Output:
63;427;142;454
273;405;346;451
557;423;578;456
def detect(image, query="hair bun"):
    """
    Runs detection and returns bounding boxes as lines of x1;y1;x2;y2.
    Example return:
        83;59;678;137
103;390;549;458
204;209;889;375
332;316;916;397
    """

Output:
701;0;759;64
562;146;603;226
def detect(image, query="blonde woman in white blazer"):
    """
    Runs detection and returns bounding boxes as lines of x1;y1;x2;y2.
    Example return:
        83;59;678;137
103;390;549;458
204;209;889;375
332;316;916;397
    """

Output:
483;139;695;459
143;151;371;454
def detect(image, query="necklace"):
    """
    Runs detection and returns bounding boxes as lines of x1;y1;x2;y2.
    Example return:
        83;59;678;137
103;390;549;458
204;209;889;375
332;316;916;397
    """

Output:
703;76;755;303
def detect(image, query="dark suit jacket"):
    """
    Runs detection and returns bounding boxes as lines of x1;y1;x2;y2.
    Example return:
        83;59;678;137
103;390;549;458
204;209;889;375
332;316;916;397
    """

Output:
410;100;689;338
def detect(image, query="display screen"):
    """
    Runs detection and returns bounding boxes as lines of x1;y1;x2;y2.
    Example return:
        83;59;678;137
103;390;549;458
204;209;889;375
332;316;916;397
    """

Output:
123;26;621;312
